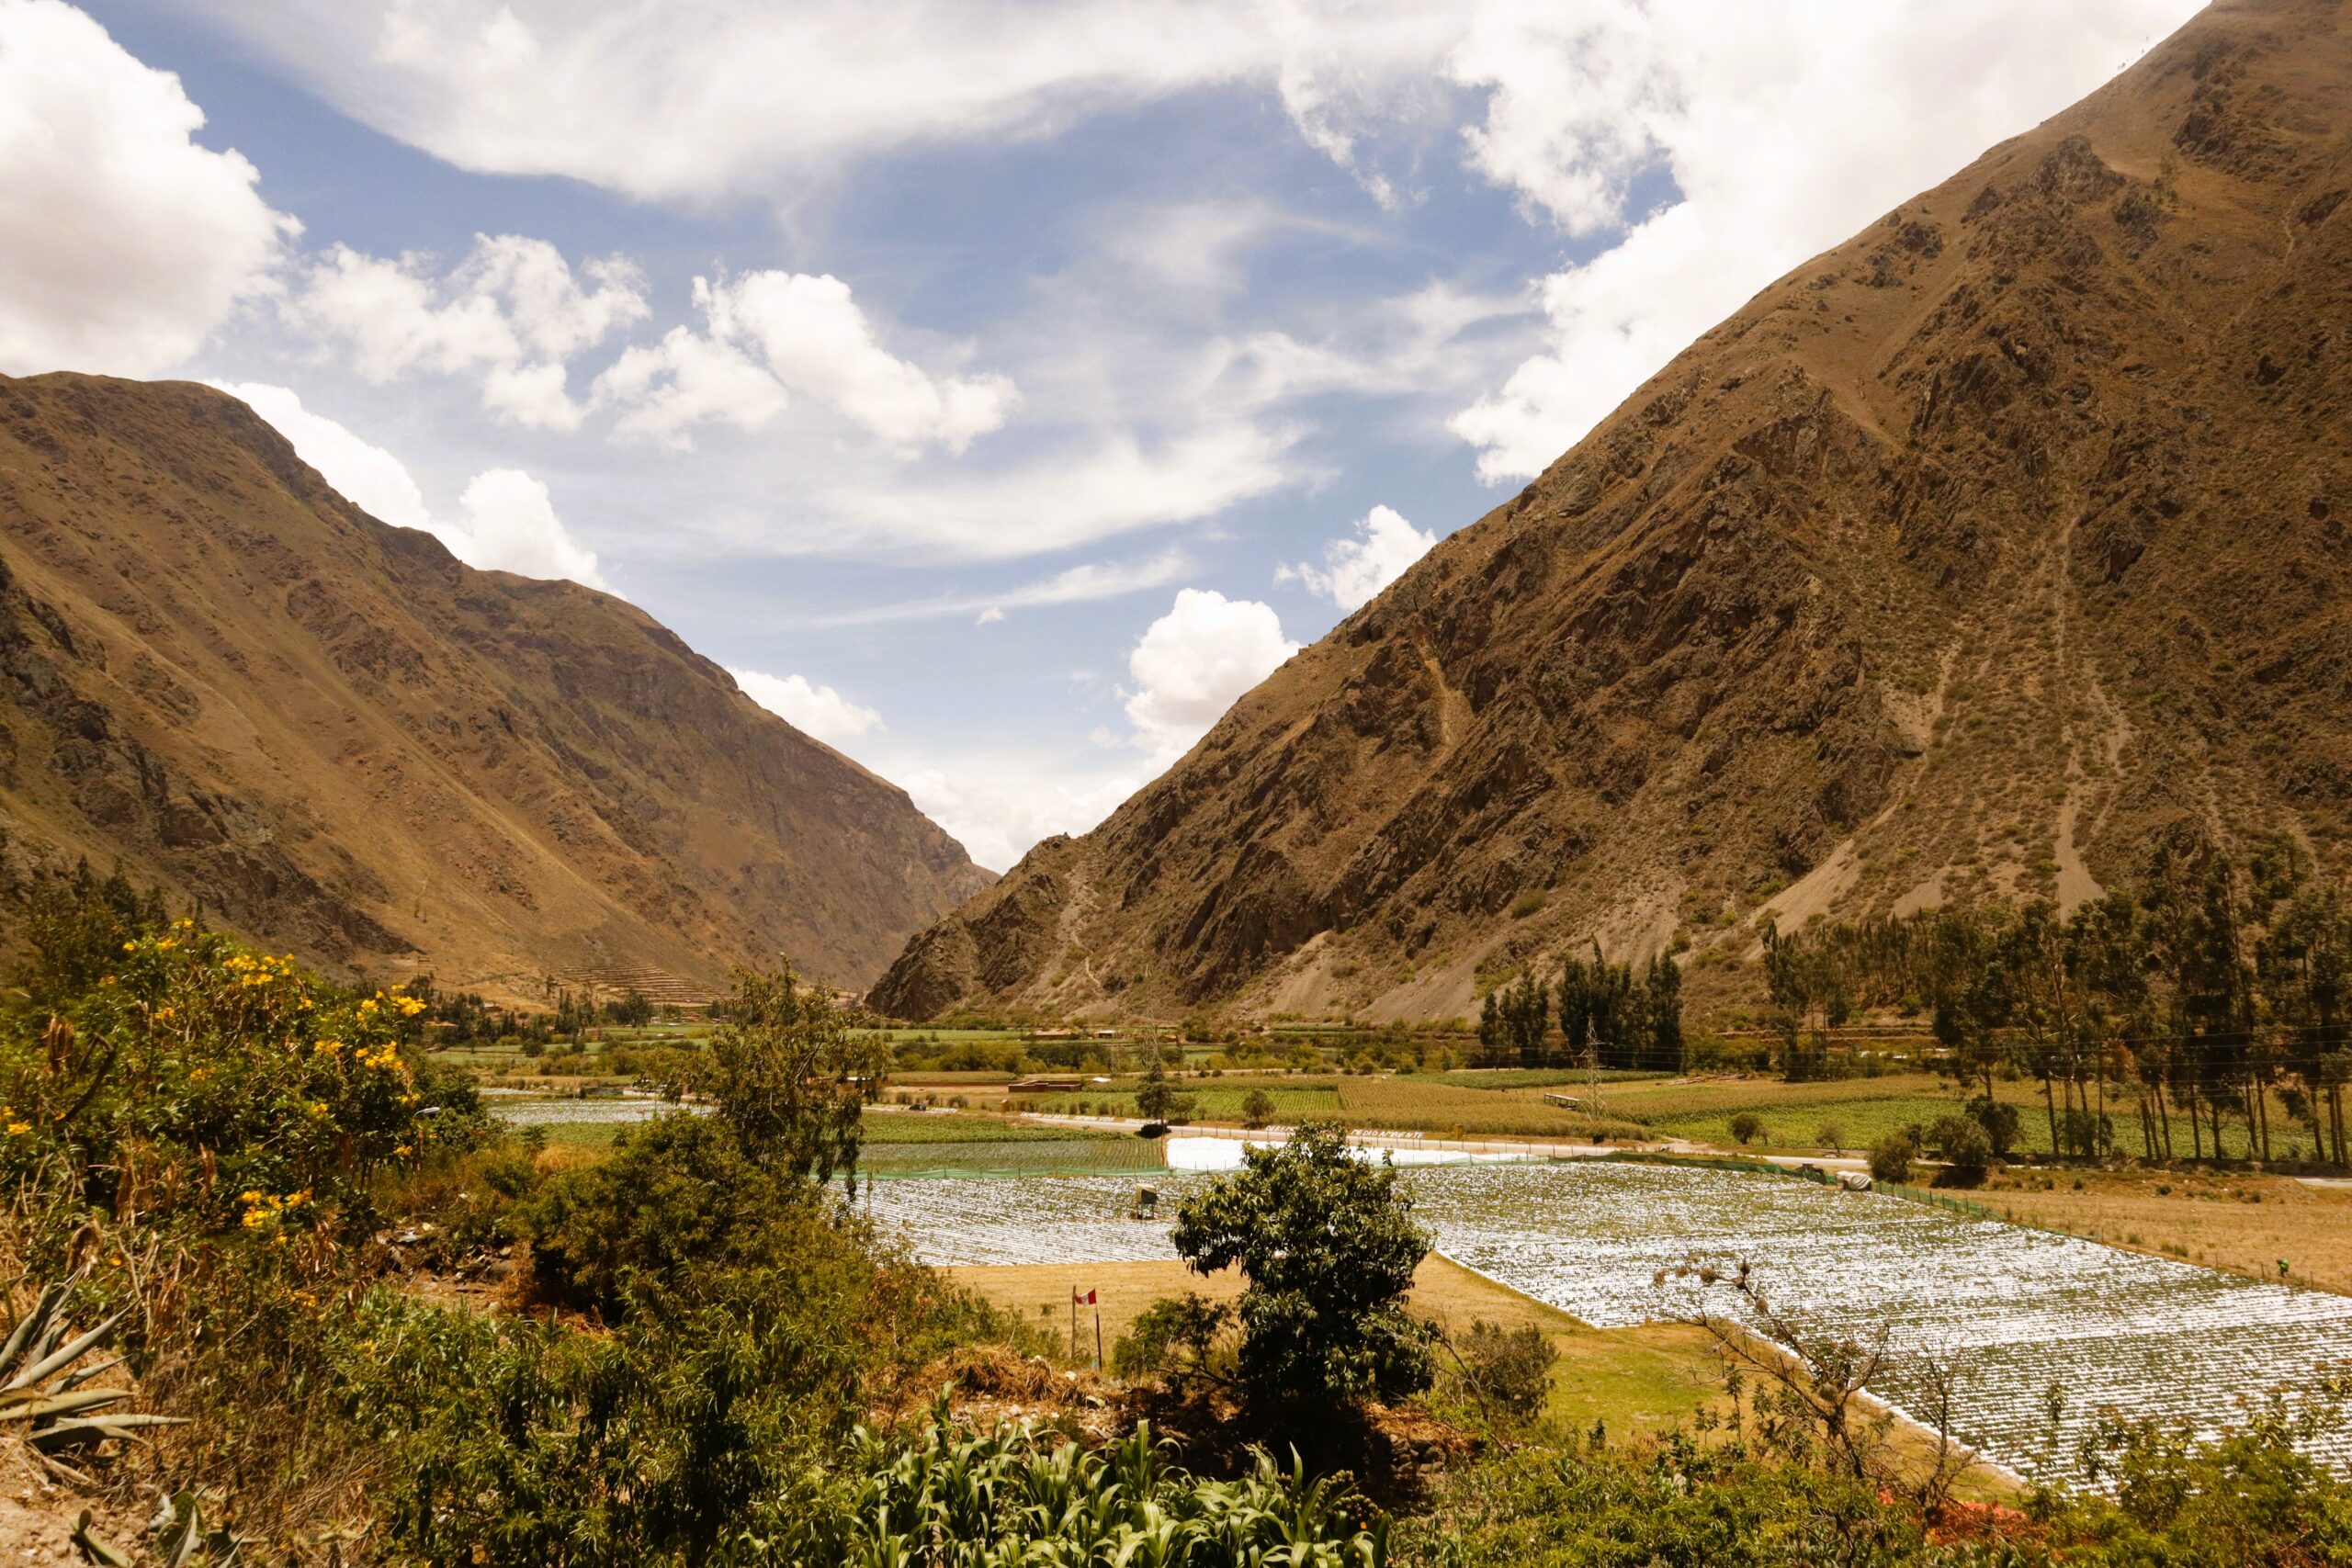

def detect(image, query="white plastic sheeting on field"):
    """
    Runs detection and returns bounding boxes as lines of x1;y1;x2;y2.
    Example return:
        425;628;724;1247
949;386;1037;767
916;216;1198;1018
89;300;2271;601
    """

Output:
866;1159;2352;1482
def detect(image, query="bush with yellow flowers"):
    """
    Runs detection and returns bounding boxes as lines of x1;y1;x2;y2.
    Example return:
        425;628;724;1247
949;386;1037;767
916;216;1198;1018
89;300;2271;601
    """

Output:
0;919;490;1238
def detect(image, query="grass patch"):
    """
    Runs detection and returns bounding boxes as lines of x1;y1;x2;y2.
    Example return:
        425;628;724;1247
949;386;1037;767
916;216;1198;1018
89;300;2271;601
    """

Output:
862;1138;1167;1177
860;1111;1123;1145
1335;1077;1647;1140
1435;1068;1672;1090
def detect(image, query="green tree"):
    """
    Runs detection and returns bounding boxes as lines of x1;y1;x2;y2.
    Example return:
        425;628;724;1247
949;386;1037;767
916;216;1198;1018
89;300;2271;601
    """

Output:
1135;1047;1195;1122
656;964;883;1190
1925;1114;1993;1187
1642;952;1685;1071
1241;1088;1276;1129
1868;1133;1915;1185
1169;1123;1435;1414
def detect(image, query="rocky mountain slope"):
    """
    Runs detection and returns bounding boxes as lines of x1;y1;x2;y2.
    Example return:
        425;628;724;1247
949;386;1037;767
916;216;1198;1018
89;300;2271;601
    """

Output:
875;0;2352;1023
0;374;992;998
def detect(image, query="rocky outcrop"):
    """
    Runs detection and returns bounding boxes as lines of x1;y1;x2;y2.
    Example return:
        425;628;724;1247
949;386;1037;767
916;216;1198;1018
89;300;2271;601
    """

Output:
874;0;2352;1023
0;374;992;995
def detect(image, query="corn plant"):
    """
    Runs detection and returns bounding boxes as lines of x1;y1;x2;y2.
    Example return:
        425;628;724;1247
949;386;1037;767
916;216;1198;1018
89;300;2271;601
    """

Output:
783;1396;1387;1566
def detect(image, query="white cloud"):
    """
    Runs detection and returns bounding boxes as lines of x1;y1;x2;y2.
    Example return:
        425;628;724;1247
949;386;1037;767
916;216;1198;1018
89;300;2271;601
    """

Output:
212;380;432;529
190;0;1281;202
1277;503;1437;610
821;423;1297;561
287;234;646;431
729;669;885;744
594;270;1015;453
1124;588;1299;770
1446;0;2202;479
0;0;296;377
448;468;605;586
808;547;1195;627
217;380;606;589
891;758;1141;873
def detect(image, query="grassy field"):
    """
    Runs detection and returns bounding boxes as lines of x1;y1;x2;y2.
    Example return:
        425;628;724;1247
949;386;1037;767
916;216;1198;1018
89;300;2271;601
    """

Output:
944;1254;1726;1437
1435;1068;1673;1090
1029;1078;1345;1121
860;1111;1122;1145
1932;1168;2352;1293
1587;1073;2021;1154
949;1251;2015;1493
1333;1077;1647;1140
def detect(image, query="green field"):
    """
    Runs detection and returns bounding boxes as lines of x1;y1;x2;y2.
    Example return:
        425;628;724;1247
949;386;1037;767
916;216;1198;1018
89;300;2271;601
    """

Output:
861;1138;1167;1176
859;1111;1122;1145
1027;1077;1343;1122
1434;1067;1673;1090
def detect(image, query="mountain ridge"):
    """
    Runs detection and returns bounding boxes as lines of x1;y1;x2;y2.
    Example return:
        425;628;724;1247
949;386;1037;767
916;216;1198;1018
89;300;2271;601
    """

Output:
874;0;2352;1023
0;371;993;998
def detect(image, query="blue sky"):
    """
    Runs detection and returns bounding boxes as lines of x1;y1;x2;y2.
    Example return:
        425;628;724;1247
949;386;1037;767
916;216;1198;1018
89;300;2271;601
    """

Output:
0;0;2201;868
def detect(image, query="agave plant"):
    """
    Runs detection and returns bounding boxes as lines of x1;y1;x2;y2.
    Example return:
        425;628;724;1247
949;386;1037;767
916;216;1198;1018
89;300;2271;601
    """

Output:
0;1279;184;1457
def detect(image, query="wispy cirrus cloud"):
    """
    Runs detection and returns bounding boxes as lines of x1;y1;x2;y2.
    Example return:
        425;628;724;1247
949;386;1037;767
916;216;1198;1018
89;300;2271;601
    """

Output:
805;547;1195;627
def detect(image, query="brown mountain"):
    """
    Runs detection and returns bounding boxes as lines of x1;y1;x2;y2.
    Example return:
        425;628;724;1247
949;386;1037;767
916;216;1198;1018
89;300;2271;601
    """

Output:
0;373;992;998
874;0;2352;1025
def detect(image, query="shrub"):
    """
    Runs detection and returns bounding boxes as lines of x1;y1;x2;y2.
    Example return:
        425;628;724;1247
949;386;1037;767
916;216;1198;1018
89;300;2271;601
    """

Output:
1110;1291;1233;1385
0;917;488;1237
522;1112;831;1315
1241;1089;1276;1128
1869;1133;1916;1185
1453;1319;1558;1421
1729;1112;1767;1145
1927;1114;1993;1187
1815;1121;1846;1152
1968;1094;2022;1157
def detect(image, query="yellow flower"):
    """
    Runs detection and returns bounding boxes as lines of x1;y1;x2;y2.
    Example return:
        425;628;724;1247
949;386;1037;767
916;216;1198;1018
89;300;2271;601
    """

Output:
5;1122;29;1137
121;942;135;953
396;997;427;1018
154;1006;175;1021
393;1144;413;1157
308;1100;329;1118
239;1190;265;1205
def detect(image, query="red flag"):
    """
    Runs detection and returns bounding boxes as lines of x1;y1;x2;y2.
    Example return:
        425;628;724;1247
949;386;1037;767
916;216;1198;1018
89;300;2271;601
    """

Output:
1073;1288;1096;1304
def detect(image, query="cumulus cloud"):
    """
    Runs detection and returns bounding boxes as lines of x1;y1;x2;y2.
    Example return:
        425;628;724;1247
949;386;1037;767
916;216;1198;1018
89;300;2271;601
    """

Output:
1447;0;2200;478
1277;503;1438;610
447;468;606;586
217;380;606;589
287;234;646;430
594;270;1015;453
728;669;885;745
889;758;1140;873
1124;588;1299;770
0;0;296;377
214;380;432;529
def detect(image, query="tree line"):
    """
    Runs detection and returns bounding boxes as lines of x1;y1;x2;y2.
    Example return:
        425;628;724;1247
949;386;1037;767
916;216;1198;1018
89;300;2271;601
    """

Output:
1766;834;2352;1164
1477;942;1684;1070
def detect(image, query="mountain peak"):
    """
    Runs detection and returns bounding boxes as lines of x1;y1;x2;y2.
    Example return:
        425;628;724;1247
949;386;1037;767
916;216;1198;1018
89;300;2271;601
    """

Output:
873;0;2352;1023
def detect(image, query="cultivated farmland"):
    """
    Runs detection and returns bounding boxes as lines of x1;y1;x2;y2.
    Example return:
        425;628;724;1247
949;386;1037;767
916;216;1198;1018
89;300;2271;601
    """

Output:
867;1156;2352;1483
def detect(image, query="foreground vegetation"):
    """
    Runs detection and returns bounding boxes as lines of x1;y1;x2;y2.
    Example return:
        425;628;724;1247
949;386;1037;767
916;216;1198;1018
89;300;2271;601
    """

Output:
3;866;2350;1562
